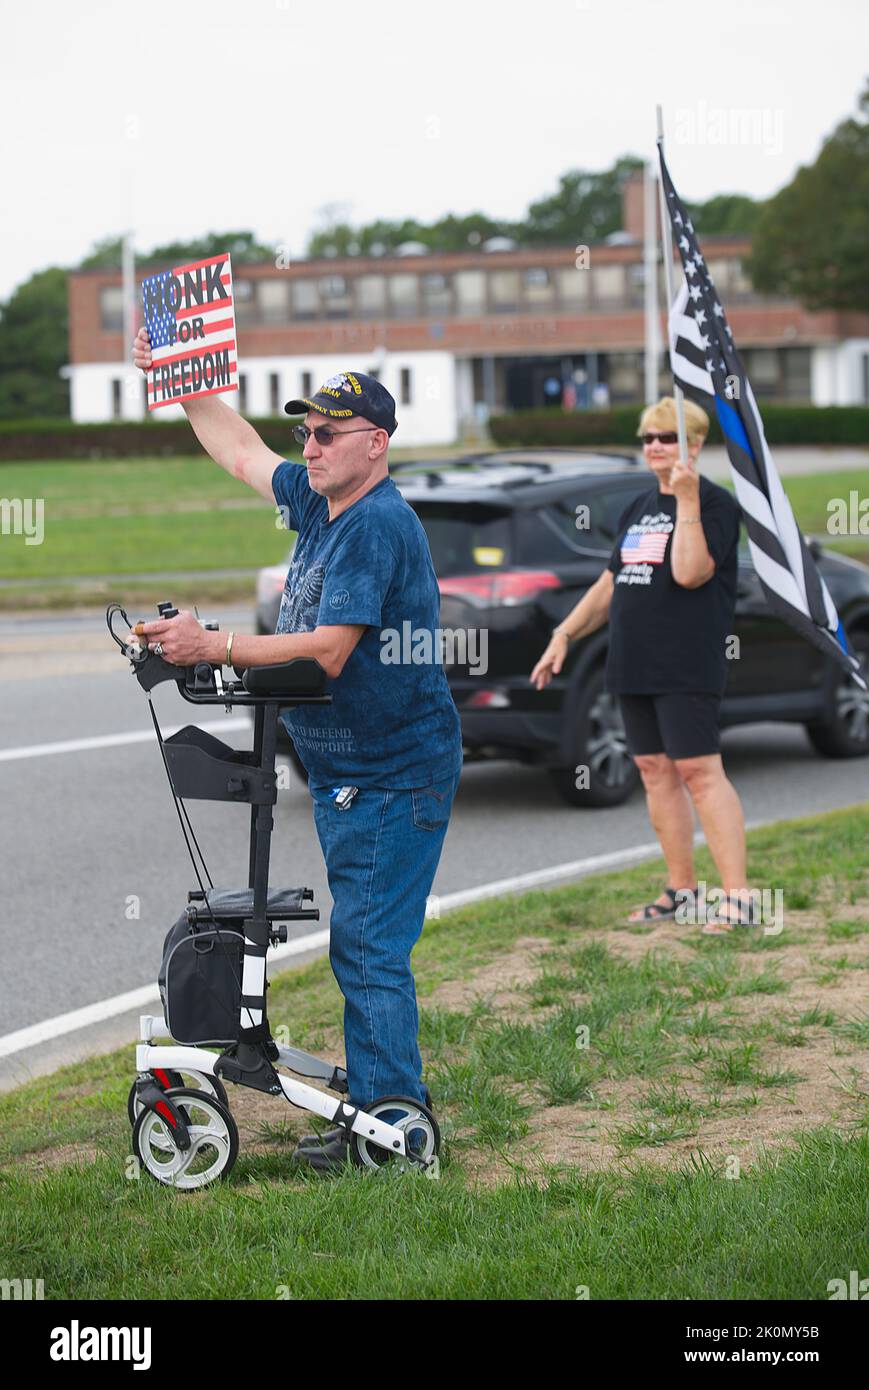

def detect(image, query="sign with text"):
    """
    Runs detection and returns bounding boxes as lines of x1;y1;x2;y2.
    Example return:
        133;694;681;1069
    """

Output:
142;253;238;409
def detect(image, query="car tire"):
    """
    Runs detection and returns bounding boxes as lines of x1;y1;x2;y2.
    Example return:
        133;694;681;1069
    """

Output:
805;630;869;759
549;665;640;807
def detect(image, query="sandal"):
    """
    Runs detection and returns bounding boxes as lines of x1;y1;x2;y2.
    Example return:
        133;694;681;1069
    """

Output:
701;892;761;935
625;885;698;925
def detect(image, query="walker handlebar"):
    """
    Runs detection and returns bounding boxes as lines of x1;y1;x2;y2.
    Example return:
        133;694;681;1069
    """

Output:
106;600;332;709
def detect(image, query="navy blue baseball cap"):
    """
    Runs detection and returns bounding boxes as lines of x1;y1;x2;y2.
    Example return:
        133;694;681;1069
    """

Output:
284;370;398;437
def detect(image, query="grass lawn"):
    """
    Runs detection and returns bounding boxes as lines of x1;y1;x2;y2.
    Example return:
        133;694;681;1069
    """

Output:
1;803;867;1300
720;468;869;563
0;459;865;599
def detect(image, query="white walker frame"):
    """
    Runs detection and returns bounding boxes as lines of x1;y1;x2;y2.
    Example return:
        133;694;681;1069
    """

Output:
135;1015;409;1159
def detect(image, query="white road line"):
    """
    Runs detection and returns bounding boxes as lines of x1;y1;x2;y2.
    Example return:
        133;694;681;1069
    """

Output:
0;719;233;763
0;835;710;1061
0;930;332;1060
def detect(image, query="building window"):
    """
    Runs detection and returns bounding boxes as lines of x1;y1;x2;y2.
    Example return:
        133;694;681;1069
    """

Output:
781;348;811;401
292;280;320;320
454;270;487;316
627;262;646;309
706;259;731;294
238;374;248;412
522;267;554;306
421;272;452;316
355;274;386;316
489;270;520;313
100;287;124;332
729;259;754;297
742;349;779;399
388;273;419;317
258;279;290;325
111;378;122;419
300;370;313;397
400;367;412;406
558;266;590;307
319;275;351;318
607;352;643;402
268;372;280;413
234;279;255;325
591;265;625;304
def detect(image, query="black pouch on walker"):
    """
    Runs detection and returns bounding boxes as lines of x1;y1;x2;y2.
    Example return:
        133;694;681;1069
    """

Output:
158;914;244;1046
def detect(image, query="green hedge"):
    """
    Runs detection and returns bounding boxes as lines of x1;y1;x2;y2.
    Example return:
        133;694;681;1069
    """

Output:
488;404;869;448
0;403;868;461
0;416;299;462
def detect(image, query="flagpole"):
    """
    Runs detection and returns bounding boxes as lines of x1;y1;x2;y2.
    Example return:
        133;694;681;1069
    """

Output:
643;159;660;404
655;105;689;464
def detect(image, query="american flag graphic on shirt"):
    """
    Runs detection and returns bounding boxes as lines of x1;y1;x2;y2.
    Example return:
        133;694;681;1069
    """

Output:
621;527;671;565
142;253;238;410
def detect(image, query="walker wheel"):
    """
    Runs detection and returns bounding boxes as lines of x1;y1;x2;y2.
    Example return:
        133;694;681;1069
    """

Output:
350;1094;440;1173
131;1086;239;1190
127;1069;229;1126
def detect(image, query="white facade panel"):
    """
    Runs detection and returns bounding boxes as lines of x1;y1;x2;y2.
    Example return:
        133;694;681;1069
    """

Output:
810;340;869;406
68;351;459;446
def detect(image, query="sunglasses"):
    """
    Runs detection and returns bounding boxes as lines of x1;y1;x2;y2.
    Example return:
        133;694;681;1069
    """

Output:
641;431;679;446
291;423;378;448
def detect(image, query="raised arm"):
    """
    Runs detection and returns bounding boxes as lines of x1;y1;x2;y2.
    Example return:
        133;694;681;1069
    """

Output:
132;327;284;502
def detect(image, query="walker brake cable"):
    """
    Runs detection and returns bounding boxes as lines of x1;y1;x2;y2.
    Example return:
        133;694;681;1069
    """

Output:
107;604;249;1014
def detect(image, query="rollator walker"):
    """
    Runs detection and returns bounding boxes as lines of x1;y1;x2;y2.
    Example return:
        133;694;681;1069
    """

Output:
108;601;440;1189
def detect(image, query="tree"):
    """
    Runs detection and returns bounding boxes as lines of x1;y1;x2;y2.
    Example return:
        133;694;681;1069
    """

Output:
685;193;762;237
145;231;275;266
521;156;645;245
0;267;69;418
304;157;649;256
306;213;508;258
747;85;869;312
79;230;275;270
78;236;125;269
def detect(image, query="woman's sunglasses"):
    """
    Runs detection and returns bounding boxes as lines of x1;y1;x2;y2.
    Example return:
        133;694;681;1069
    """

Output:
291;423;377;448
641;431;679;446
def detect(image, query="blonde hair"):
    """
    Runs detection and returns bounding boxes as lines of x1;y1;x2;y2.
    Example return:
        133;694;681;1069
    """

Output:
638;396;709;447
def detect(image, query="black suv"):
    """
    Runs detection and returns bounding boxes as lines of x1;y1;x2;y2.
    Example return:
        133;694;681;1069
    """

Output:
256;450;869;807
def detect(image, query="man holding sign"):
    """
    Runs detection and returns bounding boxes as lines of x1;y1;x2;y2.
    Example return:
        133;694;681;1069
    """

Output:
141;254;239;408
132;327;462;1174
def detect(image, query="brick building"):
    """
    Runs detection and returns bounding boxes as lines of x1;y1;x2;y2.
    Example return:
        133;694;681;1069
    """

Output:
65;174;869;444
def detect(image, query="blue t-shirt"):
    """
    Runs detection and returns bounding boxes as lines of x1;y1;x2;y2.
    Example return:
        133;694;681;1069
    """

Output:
271;461;462;789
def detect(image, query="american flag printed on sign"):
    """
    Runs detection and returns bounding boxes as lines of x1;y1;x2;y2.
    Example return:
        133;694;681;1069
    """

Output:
621;528;671;565
142;253;238;410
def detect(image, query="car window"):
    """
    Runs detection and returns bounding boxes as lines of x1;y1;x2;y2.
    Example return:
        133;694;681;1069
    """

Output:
594;485;649;541
410;502;512;575
514;509;585;564
545;483;650;554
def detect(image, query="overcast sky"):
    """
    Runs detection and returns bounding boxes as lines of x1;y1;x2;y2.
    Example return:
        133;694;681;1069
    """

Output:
1;0;866;301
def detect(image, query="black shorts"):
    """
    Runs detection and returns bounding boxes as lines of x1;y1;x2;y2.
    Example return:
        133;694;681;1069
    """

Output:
618;692;722;761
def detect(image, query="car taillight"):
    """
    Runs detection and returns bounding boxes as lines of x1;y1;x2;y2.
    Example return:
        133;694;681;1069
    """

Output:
257;571;286;605
465;689;510;708
437;570;561;607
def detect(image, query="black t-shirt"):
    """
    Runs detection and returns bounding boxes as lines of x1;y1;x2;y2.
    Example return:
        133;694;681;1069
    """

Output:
605;476;741;695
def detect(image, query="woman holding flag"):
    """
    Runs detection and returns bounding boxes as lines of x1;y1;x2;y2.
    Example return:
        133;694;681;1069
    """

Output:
530;395;753;932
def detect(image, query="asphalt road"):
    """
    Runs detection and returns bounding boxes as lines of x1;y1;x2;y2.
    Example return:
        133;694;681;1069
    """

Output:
1;604;867;1089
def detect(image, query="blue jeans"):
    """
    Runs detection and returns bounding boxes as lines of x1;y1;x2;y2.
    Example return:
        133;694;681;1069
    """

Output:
310;770;460;1107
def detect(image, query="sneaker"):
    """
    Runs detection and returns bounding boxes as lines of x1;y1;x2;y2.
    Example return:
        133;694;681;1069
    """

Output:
296;1125;345;1150
290;1129;352;1174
